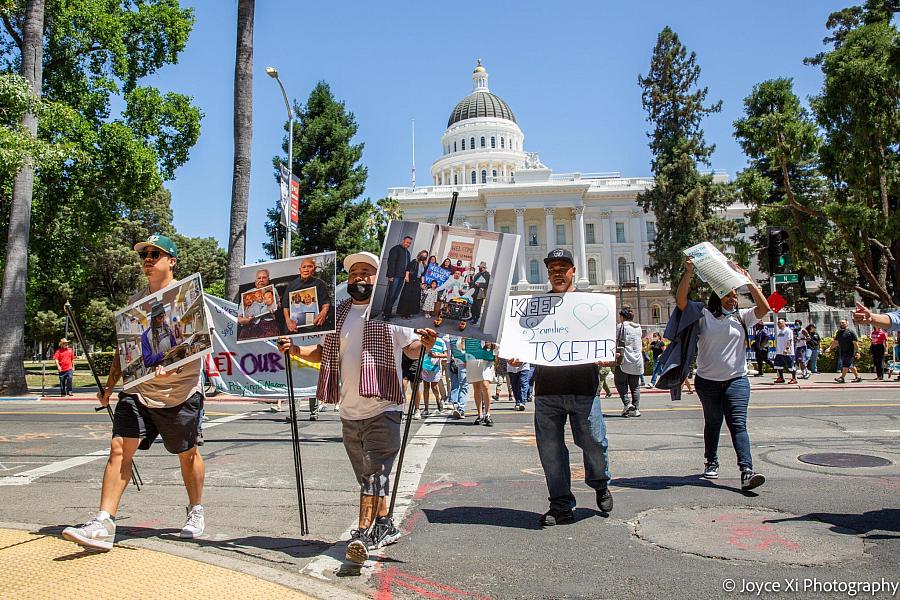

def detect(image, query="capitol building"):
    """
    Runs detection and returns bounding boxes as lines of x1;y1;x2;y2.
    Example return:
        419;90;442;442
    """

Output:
388;61;753;325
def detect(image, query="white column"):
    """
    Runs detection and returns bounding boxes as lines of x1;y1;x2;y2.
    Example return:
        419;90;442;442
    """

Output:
544;207;555;251
631;210;645;281
603;211;617;286
574;206;590;290
485;208;496;232
515;207;529;288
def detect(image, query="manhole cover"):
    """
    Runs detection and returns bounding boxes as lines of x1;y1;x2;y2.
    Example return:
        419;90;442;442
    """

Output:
634;506;863;565
798;453;892;468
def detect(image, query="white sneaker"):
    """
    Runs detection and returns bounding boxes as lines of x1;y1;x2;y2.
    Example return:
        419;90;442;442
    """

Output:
621;403;634;417
412;410;421;420
180;505;205;538
62;514;116;551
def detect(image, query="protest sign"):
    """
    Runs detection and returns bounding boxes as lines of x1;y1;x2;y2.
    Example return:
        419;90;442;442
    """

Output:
423;264;451;286
498;292;617;366
448;241;474;262
683;241;750;298
115;273;212;390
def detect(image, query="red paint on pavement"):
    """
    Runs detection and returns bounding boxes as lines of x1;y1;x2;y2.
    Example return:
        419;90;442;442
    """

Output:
717;513;801;552
374;565;492;600
402;510;424;534
414;481;478;500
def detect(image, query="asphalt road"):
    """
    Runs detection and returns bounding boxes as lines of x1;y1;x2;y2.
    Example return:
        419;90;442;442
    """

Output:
1;385;899;599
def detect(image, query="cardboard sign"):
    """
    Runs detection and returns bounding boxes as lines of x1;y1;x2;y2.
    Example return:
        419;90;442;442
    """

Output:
423;264;452;286
449;241;474;262
498;292;617;366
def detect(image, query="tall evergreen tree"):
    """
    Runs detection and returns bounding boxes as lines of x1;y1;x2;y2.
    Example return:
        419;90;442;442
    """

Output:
264;82;377;264
636;27;736;291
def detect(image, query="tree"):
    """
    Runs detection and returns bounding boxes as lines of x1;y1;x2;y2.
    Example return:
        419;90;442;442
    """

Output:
636;27;736;291
224;0;254;300
0;0;43;394
173;233;227;298
264;82;375;263
806;1;899;306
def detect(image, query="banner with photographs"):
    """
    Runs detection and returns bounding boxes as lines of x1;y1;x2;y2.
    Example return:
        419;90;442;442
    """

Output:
369;220;520;343
115;273;212;390
237;251;336;343
498;292;617;366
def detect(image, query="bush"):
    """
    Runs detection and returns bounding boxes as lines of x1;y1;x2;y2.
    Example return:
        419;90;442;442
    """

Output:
91;351;115;377
817;336;873;373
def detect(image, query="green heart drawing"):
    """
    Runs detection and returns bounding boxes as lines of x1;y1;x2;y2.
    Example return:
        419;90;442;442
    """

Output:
572;303;609;330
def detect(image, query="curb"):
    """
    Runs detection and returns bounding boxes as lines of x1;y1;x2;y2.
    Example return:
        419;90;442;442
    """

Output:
0;521;366;600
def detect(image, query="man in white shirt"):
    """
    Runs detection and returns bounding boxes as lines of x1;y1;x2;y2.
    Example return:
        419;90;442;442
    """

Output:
278;251;436;564
773;318;797;384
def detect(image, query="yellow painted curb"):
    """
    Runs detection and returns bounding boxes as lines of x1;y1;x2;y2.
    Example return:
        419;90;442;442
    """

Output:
0;528;313;599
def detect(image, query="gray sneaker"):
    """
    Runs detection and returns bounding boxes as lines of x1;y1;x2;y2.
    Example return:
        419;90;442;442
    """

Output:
346;528;374;564
180;505;205;538
62;515;116;551
371;516;402;548
621;403;634;417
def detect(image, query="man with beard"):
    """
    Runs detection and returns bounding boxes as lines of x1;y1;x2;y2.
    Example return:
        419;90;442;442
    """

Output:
238;268;281;340
827;319;862;383
282;257;332;334
278;251;437;564
62;234;206;551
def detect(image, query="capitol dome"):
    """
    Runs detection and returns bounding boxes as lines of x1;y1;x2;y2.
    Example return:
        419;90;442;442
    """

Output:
447;92;516;127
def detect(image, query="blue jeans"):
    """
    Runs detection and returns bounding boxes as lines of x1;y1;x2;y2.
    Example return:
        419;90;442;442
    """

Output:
58;369;73;395
449;363;468;412
508;367;534;406
534;394;610;511
694;375;753;472
806;347;819;373
381;277;404;316
650;360;664;385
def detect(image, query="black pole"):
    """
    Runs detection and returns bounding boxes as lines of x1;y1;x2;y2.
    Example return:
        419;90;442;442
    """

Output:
388;191;458;518
283;351;309;535
64;302;141;490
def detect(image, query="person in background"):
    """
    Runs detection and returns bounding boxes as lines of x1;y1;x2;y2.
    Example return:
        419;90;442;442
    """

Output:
773;319;797;385
447;335;469;418
675;256;769;490
419;334;448;416
465;338;496;426
827;320;861;384
870;326;887;381
381;235;412;320
794;319;810;379
639;335;651;388
614;307;644;417
805;324;821;375
750;322;771;377
649;333;666;386
53;338;75;397
506;359;534;411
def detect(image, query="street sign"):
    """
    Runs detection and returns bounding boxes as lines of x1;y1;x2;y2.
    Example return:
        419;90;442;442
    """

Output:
774;274;799;284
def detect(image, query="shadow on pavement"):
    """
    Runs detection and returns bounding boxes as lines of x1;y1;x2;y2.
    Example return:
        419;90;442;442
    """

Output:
421;506;610;530
764;509;900;540
613;475;754;496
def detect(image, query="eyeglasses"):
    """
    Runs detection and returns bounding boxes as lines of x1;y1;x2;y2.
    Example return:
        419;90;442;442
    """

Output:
138;250;165;260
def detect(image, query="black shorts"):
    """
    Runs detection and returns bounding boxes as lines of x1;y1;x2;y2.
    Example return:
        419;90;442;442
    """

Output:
112;392;203;454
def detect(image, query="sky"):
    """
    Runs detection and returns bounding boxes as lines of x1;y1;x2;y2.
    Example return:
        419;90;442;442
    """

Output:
146;0;851;263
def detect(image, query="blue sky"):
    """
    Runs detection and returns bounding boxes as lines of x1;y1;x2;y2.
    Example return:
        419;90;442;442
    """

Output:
148;1;850;263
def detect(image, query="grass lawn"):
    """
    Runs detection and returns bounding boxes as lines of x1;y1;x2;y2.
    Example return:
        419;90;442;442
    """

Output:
25;360;99;390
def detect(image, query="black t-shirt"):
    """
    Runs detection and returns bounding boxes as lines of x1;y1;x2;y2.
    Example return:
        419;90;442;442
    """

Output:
533;363;600;397
834;329;858;356
808;332;821;350
650;340;665;359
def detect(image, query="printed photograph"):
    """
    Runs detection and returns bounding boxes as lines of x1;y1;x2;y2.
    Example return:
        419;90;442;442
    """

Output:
368;220;519;343
236;251;336;342
115;273;212;390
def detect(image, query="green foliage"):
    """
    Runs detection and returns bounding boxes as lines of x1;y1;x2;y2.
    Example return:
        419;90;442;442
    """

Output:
28;310;63;347
90;351;115;377
636;27;738;291
818;335;874;373
172;233;227;291
264;82;384;264
81;299;116;349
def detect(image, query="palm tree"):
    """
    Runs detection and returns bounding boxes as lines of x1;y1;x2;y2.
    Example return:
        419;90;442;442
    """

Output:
0;0;45;395
224;0;254;300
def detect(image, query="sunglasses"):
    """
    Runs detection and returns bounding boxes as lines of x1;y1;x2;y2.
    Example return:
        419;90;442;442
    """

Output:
138;250;166;260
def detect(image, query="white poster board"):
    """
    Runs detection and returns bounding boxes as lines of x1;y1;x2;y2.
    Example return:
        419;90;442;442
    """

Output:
683;241;750;298
498;292;617;366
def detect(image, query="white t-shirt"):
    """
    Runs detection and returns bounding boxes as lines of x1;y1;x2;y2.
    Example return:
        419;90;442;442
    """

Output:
695;307;760;381
338;303;416;420
774;326;795;355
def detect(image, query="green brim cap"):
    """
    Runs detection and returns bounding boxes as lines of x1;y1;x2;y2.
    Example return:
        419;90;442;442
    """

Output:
134;234;179;258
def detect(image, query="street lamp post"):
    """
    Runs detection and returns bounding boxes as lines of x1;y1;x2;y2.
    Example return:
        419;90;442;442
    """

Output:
266;66;294;259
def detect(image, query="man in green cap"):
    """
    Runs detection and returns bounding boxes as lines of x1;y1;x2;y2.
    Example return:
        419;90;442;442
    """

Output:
63;234;207;551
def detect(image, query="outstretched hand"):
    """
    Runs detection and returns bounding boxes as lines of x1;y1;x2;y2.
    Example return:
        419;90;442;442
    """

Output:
852;302;872;325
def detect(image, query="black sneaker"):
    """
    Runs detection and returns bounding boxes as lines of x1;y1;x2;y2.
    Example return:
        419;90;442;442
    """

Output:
702;461;719;479
539;508;575;527
196;431;204;447
473;415;483;425
371;516;402;548
596;487;613;513
346;528;374;564
482;415;493;427
741;470;765;491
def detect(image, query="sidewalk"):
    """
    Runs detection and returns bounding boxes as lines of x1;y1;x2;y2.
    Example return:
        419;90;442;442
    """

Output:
0;524;363;600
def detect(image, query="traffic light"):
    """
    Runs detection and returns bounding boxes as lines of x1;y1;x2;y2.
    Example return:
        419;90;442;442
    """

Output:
767;227;790;272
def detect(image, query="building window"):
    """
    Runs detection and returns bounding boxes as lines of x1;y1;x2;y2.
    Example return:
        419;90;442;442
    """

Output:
471;171;476;184
480;136;485;148
470;137;475;149
500;137;505;149
528;224;538;246
490;136;496;148
646;221;656;241
651;304;662;324
735;218;747;233
647;258;659;283
500;225;510;234
453;174;458;185
529;260;540;284
492;169;497;179
618;257;628;284
585;223;596;244
556;224;566;245
588;258;598;285
615;222;626;243
481;170;487;184
453;141;457;152
461;139;465;150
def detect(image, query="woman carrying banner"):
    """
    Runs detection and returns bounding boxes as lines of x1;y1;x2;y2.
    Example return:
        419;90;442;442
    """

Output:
675;256;770;490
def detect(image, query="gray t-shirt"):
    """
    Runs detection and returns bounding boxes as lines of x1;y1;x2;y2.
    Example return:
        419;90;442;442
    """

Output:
696;307;759;381
617;322;644;376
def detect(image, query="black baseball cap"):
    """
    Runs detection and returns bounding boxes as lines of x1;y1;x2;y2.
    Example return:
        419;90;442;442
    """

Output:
544;248;574;267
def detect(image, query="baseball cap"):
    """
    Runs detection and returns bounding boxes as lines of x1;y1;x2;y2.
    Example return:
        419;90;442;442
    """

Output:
343;251;380;273
134;234;179;258
544;248;574;267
